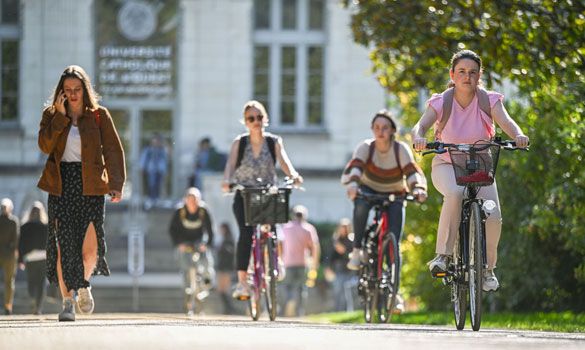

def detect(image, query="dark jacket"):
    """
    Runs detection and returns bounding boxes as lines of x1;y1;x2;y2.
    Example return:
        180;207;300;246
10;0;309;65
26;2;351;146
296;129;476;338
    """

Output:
18;221;48;264
37;106;126;195
0;213;19;259
215;238;235;272
329;234;353;273
169;206;214;247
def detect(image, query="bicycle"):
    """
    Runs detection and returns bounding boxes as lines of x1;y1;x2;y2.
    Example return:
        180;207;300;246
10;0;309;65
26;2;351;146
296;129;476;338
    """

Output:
422;138;527;331
231;179;297;321
183;245;215;315
356;190;414;323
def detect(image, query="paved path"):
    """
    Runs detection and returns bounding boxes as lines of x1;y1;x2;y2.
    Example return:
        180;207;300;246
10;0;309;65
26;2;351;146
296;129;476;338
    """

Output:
1;314;584;350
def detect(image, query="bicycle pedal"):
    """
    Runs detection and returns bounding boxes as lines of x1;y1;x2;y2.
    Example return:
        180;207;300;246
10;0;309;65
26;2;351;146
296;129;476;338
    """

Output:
236;295;250;301
430;265;449;278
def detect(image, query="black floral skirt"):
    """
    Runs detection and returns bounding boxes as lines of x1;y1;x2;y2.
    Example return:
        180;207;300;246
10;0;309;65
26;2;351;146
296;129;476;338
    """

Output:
47;162;110;291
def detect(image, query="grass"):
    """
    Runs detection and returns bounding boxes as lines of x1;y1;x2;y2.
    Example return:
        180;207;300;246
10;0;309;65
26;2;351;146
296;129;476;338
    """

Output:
309;310;585;333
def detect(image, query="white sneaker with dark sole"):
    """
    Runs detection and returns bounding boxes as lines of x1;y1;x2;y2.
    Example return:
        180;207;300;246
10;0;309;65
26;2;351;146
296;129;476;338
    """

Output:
483;270;500;292
77;287;95;314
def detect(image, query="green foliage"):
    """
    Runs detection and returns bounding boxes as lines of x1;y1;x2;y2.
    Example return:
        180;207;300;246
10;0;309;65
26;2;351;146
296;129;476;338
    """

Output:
343;0;585;311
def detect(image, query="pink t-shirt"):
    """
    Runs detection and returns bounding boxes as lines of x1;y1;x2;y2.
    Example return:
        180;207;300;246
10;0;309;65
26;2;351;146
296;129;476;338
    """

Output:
281;220;319;268
428;90;503;162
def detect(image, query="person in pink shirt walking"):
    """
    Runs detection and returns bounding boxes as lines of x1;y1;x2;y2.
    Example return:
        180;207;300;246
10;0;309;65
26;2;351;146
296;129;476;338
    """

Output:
279;205;320;316
412;49;529;292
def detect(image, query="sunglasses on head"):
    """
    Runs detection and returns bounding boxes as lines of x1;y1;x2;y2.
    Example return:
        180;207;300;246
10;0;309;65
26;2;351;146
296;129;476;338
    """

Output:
246;114;264;123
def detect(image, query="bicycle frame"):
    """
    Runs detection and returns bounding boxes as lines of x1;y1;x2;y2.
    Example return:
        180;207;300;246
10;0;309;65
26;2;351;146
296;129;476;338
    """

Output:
183;248;213;314
231;181;296;321
250;224;279;293
358;192;412;323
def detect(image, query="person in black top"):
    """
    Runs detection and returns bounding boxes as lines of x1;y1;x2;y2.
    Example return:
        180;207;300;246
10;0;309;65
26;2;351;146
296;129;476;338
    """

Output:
215;222;236;314
0;198;19;315
327;218;355;312
169;187;214;315
18;201;49;314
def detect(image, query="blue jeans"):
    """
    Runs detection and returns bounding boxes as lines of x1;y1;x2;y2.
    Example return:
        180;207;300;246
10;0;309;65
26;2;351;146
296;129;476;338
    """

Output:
353;188;405;250
279;266;307;316
146;171;164;200
332;270;355;312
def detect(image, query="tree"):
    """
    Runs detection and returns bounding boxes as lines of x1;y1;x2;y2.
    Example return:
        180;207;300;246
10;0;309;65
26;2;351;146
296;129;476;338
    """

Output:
343;0;585;311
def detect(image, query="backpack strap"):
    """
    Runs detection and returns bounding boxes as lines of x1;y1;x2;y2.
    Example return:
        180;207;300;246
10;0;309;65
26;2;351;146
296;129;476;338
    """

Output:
367;140;376;164
476;88;491;117
435;87;492;140
235;135;248;169
435;87;454;140
265;135;277;164
393;141;403;176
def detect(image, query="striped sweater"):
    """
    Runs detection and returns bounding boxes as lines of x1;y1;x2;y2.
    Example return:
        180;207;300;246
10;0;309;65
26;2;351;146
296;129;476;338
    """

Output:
341;139;427;193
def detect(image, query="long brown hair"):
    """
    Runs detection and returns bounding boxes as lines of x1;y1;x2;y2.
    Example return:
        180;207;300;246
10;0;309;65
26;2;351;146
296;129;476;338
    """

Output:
48;65;100;109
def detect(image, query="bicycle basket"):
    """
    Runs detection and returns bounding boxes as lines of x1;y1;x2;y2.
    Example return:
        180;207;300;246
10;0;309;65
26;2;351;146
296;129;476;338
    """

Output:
448;143;501;186
242;188;291;225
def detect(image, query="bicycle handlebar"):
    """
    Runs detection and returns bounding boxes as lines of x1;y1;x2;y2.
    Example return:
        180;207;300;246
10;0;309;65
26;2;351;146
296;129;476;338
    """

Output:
356;189;415;203
418;138;529;156
228;176;304;193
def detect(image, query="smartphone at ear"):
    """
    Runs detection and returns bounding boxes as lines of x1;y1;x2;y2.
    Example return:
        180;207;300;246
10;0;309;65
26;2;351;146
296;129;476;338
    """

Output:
62;90;68;109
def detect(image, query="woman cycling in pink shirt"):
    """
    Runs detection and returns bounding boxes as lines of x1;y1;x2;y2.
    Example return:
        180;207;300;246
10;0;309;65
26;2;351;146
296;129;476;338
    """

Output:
412;50;529;292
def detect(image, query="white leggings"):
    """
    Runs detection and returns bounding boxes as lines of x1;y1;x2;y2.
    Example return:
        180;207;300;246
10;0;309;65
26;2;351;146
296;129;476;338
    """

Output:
431;156;502;269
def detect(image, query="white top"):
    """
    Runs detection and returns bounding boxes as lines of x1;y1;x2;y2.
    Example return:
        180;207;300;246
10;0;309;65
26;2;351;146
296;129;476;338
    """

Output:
62;126;82;162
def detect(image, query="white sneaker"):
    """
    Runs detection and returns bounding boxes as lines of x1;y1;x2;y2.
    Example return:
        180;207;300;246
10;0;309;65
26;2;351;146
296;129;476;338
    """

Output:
393;294;405;314
483;269;500;292
346;248;362;271
428;254;449;273
58;298;76;322
232;282;250;300
76;287;94;314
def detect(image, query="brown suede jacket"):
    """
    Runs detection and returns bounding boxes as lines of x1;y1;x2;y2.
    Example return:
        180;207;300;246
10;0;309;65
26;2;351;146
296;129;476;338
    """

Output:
37;106;126;196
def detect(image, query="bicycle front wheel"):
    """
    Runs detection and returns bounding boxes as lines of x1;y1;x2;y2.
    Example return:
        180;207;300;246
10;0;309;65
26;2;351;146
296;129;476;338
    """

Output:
378;233;400;323
359;263;376;323
248;236;263;321
468;201;484;331
263;237;277;321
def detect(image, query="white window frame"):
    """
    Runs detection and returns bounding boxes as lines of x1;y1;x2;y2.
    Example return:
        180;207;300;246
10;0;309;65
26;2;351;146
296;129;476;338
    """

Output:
253;0;326;132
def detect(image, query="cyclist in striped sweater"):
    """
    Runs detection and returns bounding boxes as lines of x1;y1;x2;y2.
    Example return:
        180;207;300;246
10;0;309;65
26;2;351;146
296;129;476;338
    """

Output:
341;110;428;270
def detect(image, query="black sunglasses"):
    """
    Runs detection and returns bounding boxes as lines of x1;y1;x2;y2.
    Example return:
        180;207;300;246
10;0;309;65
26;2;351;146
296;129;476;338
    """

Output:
246;114;264;123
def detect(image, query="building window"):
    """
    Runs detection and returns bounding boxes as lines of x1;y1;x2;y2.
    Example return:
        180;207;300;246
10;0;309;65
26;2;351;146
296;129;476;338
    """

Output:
0;0;19;123
253;0;325;130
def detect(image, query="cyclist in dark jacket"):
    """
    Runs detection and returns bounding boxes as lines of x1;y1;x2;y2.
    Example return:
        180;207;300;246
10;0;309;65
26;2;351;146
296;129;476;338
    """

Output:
169;187;214;314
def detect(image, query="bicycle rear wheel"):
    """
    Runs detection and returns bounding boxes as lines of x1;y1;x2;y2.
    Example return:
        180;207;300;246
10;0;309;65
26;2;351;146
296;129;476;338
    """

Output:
468;201;483;331
378;233;400;323
263;237;277;321
452;234;467;330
